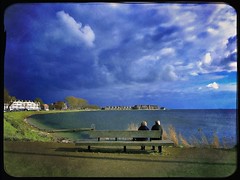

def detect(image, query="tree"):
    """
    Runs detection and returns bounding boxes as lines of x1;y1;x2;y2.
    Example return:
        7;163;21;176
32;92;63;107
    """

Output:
4;87;16;103
65;96;88;109
48;103;55;110
54;101;66;110
11;96;17;102
85;104;100;109
76;98;88;109
65;96;78;109
34;97;44;104
4;87;11;103
34;97;44;109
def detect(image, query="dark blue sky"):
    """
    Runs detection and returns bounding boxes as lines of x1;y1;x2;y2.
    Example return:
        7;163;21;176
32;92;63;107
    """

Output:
4;3;237;109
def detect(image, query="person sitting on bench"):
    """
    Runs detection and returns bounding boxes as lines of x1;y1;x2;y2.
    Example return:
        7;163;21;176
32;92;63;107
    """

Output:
150;120;163;151
137;121;149;150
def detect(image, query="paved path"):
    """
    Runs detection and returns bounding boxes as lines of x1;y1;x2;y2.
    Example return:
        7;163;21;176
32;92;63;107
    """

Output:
3;141;237;177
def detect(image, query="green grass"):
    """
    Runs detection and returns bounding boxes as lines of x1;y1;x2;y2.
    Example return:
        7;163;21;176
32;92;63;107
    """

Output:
4;111;59;142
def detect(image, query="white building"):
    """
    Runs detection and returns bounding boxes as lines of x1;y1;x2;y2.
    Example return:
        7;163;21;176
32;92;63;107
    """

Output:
4;103;9;112
6;100;41;111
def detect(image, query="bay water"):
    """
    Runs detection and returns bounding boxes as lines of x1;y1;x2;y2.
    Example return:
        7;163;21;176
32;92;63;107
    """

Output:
27;109;237;147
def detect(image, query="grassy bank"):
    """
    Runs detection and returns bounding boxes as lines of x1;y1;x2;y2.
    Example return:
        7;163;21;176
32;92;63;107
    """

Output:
3;110;79;142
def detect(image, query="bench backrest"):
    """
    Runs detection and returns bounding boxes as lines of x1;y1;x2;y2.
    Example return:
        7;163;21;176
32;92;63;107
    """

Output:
85;130;161;139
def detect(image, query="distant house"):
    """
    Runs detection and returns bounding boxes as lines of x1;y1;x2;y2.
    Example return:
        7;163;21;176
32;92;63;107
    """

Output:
4;103;9;111
8;100;41;111
104;106;132;110
103;105;160;110
43;104;49;111
132;105;160;110
147;105;159;110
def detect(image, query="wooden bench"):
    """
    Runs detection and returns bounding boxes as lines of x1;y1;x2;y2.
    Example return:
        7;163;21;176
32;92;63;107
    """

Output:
75;130;174;153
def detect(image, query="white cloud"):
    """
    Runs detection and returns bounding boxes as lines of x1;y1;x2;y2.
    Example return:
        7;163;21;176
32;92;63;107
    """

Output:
174;61;184;65
159;47;175;56
190;72;198;76
56;10;95;47
161;65;178;81
199;82;236;92
185;35;197;42
183;4;237;75
202;52;212;65
206;82;219;89
207;27;218;35
228;62;237;72
185;26;195;32
109;3;120;8
173;11;197;26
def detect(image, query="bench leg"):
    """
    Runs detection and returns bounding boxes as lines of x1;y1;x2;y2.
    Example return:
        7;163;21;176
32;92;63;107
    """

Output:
88;146;91;151
123;146;126;152
158;146;162;153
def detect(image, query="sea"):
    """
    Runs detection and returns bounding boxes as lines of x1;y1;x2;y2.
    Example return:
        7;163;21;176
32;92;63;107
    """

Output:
27;109;237;147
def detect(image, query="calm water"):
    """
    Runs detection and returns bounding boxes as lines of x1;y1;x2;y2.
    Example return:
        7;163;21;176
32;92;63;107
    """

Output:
28;109;237;147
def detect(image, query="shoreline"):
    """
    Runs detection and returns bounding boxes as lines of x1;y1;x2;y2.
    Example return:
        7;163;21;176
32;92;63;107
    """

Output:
24;112;77;143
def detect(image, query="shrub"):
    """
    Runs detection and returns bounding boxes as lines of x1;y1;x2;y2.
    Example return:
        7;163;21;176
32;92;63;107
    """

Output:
127;123;138;130
179;133;191;147
162;129;168;140
168;124;179;146
211;131;220;148
199;131;210;148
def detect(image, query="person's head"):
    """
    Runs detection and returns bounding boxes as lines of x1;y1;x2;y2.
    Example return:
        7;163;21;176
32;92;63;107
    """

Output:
141;121;147;126
155;120;160;125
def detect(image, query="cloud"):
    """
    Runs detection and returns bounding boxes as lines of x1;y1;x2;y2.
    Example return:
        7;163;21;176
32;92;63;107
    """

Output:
3;3;237;108
228;62;237;71
206;82;219;89
202;53;212;65
227;35;237;53
159;47;175;56
109;3;120;8
161;65;178;81
56;10;95;47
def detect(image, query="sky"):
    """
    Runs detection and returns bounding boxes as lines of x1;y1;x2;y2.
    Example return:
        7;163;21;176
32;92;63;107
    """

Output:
3;2;237;109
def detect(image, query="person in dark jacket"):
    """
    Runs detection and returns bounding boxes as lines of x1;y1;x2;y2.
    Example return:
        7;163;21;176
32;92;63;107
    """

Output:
150;120;163;152
137;121;149;150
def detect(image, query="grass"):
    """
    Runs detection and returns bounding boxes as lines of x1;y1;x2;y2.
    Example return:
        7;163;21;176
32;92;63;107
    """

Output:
3;110;84;142
4;111;54;142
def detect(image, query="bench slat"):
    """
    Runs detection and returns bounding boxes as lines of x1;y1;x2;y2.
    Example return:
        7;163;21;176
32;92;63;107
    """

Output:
85;130;162;138
75;140;174;146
